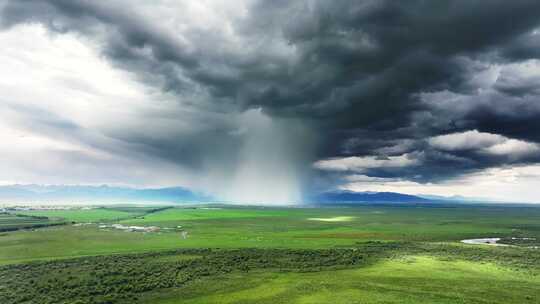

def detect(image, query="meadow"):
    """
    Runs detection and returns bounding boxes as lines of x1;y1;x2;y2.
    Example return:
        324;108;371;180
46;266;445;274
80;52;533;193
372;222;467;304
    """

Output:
1;204;540;303
0;212;65;232
150;255;540;304
14;208;149;223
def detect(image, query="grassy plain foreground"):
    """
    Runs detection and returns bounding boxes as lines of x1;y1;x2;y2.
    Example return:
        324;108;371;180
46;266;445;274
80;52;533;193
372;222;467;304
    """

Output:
152;256;540;304
1;204;540;303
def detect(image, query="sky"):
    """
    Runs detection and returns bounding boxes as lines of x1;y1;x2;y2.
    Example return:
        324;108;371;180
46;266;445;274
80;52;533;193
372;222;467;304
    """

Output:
1;0;540;203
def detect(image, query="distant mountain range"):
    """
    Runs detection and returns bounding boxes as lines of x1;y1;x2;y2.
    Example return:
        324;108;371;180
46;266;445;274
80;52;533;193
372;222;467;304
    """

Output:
312;190;532;205
313;190;432;204
0;185;523;205
0;184;211;204
416;194;502;203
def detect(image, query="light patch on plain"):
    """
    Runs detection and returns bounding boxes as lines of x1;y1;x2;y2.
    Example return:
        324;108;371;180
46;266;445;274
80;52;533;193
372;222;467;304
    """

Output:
307;216;355;222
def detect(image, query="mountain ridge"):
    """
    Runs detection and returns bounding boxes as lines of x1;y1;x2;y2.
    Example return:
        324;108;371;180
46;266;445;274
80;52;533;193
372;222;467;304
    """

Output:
0;184;210;204
313;190;432;204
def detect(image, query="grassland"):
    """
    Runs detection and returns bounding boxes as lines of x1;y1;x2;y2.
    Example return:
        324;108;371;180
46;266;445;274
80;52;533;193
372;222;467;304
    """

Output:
0;212;65;232
2;243;539;304
151;256;540;304
14;207;146;223
2;205;539;264
1;204;540;303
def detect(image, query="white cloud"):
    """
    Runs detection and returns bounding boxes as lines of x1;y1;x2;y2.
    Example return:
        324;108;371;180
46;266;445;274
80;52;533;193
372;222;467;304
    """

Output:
429;130;540;159
343;174;400;183
314;153;418;172
483;139;540;158
375;139;416;155
428;130;505;151
342;165;540;203
0;23;195;188
494;59;540;95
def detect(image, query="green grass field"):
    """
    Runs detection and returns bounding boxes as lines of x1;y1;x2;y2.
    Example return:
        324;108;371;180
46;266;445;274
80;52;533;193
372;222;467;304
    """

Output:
3;205;539;264
0;212;65;232
15;207;145;222
1;204;539;303
150;256;540;304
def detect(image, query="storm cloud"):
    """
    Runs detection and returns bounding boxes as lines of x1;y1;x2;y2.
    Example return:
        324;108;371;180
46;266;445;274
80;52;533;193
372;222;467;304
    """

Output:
1;0;540;202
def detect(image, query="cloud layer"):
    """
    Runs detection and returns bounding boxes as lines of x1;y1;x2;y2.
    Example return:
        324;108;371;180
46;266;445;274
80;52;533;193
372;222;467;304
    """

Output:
1;0;540;202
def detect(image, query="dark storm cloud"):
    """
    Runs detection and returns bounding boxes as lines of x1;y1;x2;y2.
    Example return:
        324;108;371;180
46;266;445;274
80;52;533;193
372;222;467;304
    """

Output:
2;0;540;192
